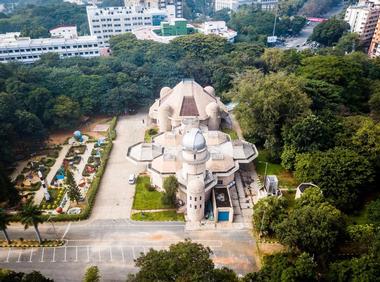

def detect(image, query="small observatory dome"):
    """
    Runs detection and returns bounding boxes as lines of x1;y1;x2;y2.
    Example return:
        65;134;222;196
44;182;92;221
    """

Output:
182;128;206;151
204;86;215;96
160;87;172;98
187;178;204;194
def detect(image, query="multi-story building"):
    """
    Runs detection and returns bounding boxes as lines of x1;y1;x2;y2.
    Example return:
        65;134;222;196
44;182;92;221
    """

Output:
0;26;100;64
124;0;182;18
214;0;277;12
344;0;380;44
86;5;168;46
369;12;380;56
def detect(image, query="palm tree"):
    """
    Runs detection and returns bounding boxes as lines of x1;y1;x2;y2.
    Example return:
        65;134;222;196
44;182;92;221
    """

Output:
0;209;12;244
19;200;44;244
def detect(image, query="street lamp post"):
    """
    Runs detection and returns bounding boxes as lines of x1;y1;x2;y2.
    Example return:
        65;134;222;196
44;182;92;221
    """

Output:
47;214;59;240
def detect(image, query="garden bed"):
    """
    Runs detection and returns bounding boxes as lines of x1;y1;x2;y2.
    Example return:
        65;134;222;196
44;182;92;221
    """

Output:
131;211;184;221
40;188;66;210
132;176;173;210
0;239;65;248
144;127;158;143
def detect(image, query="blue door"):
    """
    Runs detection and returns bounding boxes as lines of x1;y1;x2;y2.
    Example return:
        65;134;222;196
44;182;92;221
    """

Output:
218;211;229;221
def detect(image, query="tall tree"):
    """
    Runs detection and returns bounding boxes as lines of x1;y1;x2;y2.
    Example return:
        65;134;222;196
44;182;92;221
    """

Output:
19;200;44;244
162;176;178;206
230;70;311;158
65;169;81;204
83;266;100;282
0;209;12;244
309;18;350;46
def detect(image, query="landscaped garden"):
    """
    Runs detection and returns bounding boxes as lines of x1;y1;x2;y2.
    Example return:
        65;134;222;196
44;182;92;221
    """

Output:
144;127;159;143
132;176;174;210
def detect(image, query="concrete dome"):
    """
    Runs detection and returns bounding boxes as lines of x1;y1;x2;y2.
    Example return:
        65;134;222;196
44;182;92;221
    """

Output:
187;178;204;194
206;102;219;115
182;128;206;151
160;87;172;98
204;86;215;96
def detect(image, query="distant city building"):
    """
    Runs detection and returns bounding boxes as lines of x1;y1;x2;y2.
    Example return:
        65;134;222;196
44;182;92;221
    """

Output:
369;16;380;56
133;20;237;43
63;0;101;5
214;0;277;12
0;26;100;64
344;0;380;44
124;0;182;18
86;5;169;46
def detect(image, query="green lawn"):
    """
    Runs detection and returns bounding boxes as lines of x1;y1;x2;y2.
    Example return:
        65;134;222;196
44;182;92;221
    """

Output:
255;149;298;188
131;211;185;221
132;176;173;210
221;127;239;141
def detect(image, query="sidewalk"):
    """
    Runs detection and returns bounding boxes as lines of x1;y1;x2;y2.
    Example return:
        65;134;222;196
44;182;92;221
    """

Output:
33;144;71;205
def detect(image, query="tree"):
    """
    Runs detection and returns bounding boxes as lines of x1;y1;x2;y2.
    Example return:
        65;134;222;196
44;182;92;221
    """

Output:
52;95;81;129
294;187;325;208
83;266;100;282
127;240;224;281
162;176;178;206
19;200;44;244
294;148;374;211
252;196;288;236
22;270;53;282
367;199;380;225
0;209;12;244
369;88;380;117
230;70;311;158
0;167;20;206
276;202;344;256
309;18;350;46
335;32;362;54
243;252;318;282
281;114;340;170
65;169;81;204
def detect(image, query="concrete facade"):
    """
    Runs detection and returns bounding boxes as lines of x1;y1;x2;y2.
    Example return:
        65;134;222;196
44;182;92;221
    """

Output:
127;79;258;223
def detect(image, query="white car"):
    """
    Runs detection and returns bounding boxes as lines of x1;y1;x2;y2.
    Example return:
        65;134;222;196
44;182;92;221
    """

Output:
128;174;136;184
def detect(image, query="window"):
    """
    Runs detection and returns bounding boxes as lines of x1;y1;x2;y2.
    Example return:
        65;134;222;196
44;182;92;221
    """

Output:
217;180;223;185
200;196;202;200
48;47;53;50
195;197;197;201
195;205;197;209
190;204;192;208
200;204;202;208
54;47;58;50
190;196;192;200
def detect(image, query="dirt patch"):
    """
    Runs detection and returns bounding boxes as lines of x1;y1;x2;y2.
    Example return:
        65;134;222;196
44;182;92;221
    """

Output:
48;116;112;145
258;242;285;256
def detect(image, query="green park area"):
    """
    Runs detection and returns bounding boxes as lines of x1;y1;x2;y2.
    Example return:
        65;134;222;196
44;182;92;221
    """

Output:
132;176;173;210
255;149;298;188
131;211;184;221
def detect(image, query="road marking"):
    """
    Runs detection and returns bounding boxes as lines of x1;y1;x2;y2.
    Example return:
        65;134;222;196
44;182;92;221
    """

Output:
29;248;34;262
120;246;125;263
5;248;11;263
109;247;113;261
98;247;101;262
87;246;90;262
40;248;45;262
75;246;78;262
16;250;22;263
52;248;56;262
61;222;71;240
63;246;67;262
143;246;146;255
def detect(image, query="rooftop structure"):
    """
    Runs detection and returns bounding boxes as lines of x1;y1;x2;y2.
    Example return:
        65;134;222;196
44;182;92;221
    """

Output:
214;0;277;12
0;26;100;64
127;80;258;223
133;20;237;43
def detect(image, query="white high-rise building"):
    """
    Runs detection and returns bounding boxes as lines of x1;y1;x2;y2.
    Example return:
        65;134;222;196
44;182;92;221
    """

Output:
345;0;380;44
124;0;182;18
0;26;100;64
86;5;168;46
214;0;277;12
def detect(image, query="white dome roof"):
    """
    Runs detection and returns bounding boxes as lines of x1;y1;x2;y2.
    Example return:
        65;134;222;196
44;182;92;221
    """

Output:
182;128;206;151
187;178;204;194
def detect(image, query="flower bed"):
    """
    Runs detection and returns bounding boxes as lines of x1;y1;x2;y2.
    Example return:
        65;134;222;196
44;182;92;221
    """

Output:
0;239;65;248
40;188;66;210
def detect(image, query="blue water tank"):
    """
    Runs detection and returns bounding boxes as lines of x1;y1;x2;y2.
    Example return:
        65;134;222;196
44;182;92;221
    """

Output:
74;130;83;142
218;211;229;222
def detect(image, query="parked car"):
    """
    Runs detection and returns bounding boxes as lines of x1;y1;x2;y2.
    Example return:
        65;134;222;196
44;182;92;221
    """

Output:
128;174;136;184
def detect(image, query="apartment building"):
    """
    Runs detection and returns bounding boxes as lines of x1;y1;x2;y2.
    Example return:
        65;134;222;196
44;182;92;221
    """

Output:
214;0;277;12
124;0;182;18
345;0;380;44
86;5;169;46
369;19;380;56
0;26;100;63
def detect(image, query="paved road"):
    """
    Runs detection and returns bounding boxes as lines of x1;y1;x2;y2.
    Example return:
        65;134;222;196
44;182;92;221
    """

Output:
91;113;147;220
3;113;258;281
283;2;345;50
